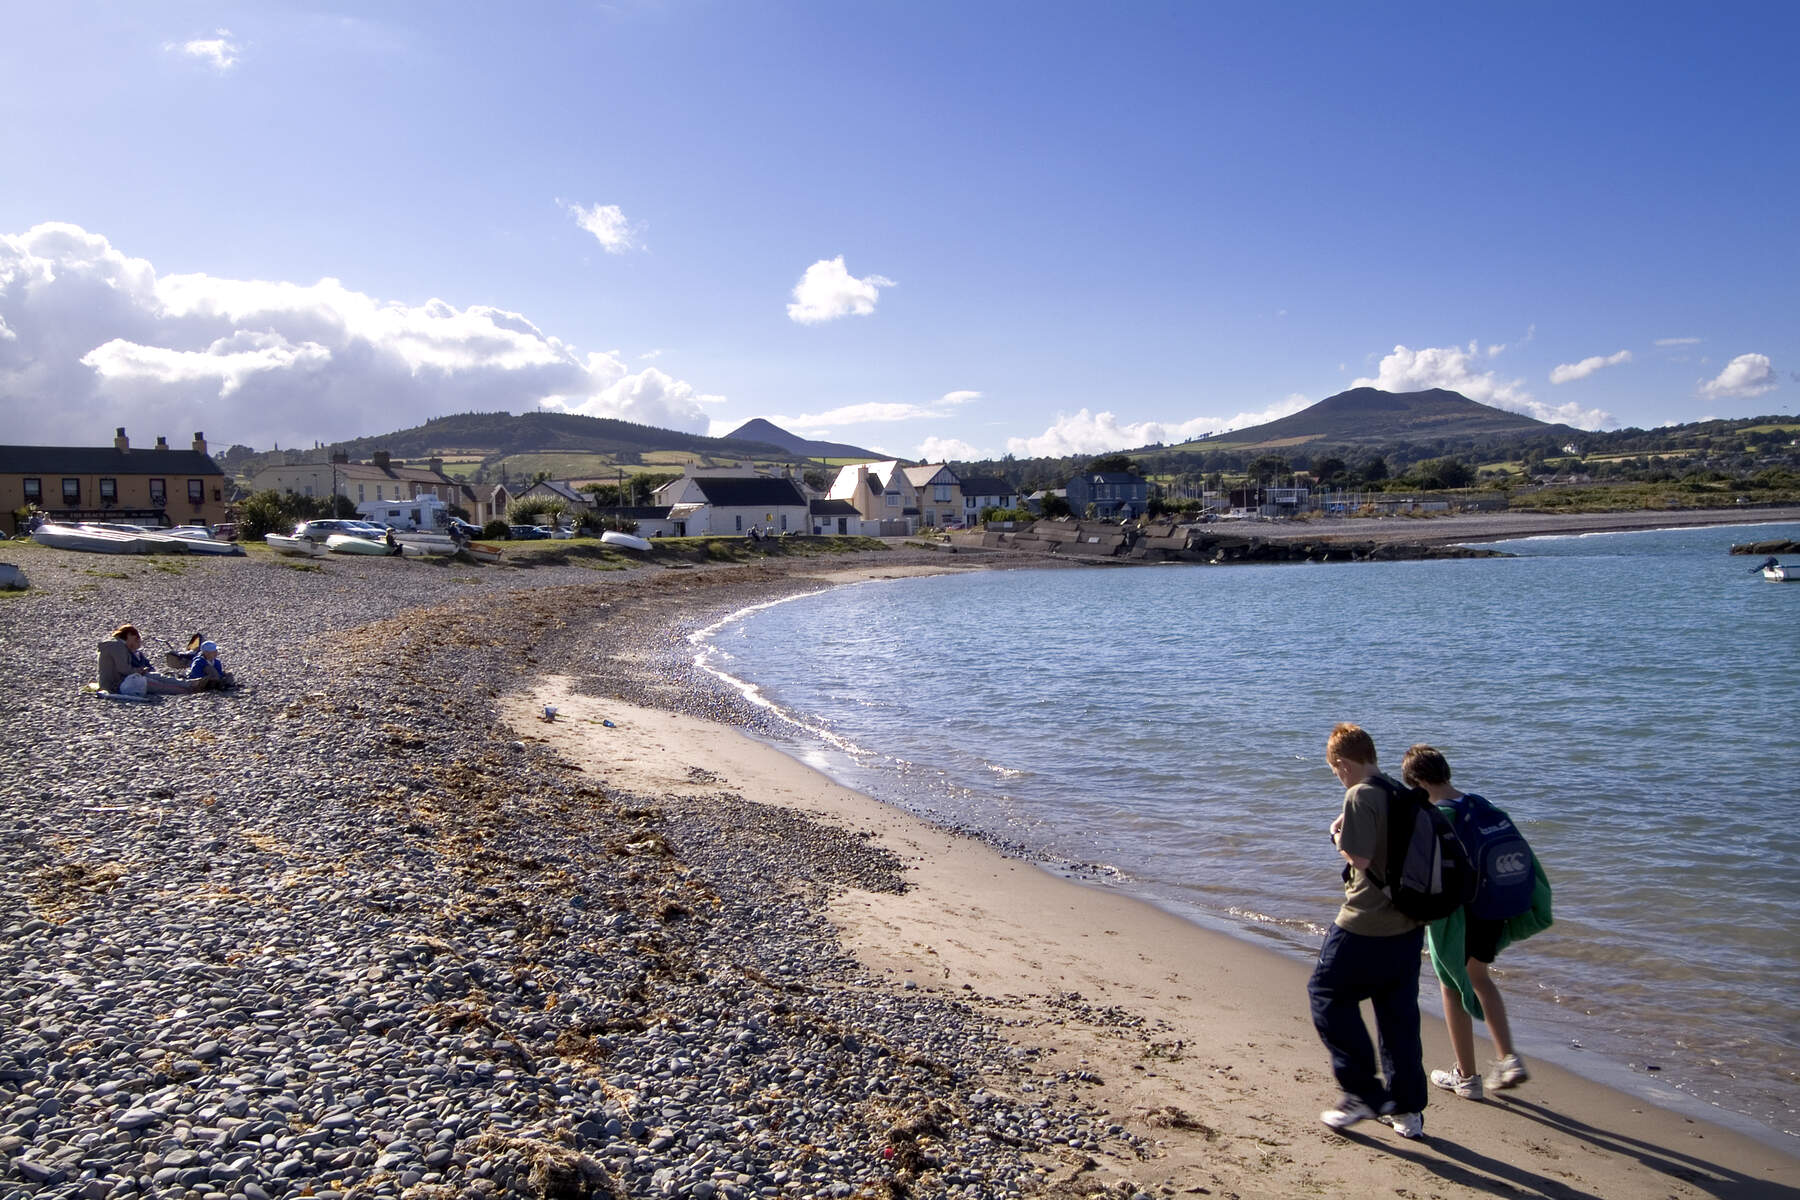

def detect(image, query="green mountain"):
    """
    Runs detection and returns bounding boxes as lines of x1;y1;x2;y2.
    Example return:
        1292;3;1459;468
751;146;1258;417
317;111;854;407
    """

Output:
722;419;884;461
323;410;792;460
1184;388;1569;450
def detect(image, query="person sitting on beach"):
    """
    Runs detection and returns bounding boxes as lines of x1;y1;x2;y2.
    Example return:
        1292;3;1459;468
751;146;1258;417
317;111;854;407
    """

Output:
1311;722;1427;1139
184;639;235;689
1401;744;1549;1100
97;625;200;696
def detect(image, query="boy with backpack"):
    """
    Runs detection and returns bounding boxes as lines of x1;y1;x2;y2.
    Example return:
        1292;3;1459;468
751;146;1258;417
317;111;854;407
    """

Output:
1401;744;1553;1100
1309;723;1431;1139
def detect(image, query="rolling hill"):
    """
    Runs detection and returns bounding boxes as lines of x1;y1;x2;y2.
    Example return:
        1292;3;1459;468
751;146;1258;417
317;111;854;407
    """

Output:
1177;388;1572;450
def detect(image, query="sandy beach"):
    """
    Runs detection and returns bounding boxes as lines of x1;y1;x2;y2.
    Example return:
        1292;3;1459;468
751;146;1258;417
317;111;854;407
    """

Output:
493;546;1800;1198
3;525;1797;1198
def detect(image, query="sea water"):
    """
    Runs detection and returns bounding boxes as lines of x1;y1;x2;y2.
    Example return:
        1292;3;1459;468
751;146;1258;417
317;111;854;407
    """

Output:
696;522;1800;1143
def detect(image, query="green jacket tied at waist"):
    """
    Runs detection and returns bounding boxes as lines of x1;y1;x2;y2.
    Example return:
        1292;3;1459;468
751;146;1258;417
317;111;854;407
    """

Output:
1426;858;1554;1021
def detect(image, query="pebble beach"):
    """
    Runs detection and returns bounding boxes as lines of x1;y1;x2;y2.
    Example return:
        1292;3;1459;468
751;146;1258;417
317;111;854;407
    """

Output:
4;531;1797;1200
0;546;1116;1199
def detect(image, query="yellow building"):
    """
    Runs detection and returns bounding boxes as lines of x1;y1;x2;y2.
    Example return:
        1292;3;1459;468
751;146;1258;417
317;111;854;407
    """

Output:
0;429;229;535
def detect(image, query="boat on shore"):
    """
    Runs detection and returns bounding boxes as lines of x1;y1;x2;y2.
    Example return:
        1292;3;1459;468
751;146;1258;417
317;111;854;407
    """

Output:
162;526;242;555
32;523;152;554
326;533;396;556
265;532;327;557
601;530;653;552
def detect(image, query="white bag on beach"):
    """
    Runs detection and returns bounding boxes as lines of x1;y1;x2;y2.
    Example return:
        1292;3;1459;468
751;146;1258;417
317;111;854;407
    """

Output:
119;674;148;697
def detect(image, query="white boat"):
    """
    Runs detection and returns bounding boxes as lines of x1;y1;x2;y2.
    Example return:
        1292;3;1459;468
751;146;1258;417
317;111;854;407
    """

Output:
162;527;243;555
32;523;150;554
1763;564;1797;582
462;542;502;563
265;533;327;557
601;530;653;552
326;533;396;556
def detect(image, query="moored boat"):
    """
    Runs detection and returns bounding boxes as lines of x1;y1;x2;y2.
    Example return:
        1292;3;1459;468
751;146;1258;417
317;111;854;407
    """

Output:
163;527;243;555
1763;564;1797;582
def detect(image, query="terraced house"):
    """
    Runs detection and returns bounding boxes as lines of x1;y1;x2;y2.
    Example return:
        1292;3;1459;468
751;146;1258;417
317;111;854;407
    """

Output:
0;428;228;535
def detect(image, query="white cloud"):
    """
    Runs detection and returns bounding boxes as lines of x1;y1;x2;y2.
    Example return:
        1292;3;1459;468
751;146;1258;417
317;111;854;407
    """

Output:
1549;349;1631;385
1353;341;1612;429
0;221;721;447
915;436;986;461
767;389;980;434
786;256;894;324
638;348;663;360
1700;353;1777;400
940;389;982;406
1004;394;1314;458
172;29;239;71
564;202;642;254
1655;336;1702;347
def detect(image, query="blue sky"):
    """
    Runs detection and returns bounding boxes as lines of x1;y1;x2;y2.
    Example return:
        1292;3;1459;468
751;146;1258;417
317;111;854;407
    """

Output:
2;2;1794;459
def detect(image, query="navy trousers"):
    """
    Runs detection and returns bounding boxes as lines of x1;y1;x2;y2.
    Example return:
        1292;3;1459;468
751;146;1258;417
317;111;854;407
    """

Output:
1308;923;1428;1115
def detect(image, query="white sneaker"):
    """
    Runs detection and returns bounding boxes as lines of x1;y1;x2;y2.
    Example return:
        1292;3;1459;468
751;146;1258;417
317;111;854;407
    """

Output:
1320;1096;1378;1130
1430;1066;1484;1099
1488;1054;1530;1090
1380;1110;1425;1139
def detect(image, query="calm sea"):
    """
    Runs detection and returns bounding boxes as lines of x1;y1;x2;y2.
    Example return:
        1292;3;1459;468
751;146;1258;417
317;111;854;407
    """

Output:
694;522;1800;1144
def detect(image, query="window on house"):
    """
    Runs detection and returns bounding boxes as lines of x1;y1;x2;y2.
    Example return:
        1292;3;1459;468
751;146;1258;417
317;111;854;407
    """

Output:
304;486;314;498
734;514;742;532
149;479;166;505
188;479;204;506
935;485;951;502
358;484;365;501
99;478;117;503
62;478;80;505
22;478;40;503
886;493;898;507
779;514;788;531
377;485;385;500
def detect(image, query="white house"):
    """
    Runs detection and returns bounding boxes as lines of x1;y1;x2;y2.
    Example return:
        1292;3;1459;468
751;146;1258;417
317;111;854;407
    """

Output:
679;476;810;535
956;475;1019;522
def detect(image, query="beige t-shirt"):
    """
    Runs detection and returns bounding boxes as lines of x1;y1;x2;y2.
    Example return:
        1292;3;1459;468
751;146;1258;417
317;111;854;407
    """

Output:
1335;774;1422;937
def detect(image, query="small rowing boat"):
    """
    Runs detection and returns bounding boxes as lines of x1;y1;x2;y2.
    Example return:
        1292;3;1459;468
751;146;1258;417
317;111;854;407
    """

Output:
601;530;653;552
1763;564;1797;582
266;533;327;557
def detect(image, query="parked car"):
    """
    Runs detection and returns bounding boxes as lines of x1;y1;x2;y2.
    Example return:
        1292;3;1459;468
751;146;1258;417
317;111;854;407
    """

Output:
447;518;483;540
508;525;550;540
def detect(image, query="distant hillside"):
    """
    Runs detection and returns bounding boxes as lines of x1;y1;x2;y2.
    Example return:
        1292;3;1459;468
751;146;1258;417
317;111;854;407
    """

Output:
723;419;884;462
326;411;793;461
1186;388;1570;450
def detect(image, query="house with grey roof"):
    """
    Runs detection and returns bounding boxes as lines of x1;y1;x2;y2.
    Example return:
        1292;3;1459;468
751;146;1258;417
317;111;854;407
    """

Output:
1;428;228;534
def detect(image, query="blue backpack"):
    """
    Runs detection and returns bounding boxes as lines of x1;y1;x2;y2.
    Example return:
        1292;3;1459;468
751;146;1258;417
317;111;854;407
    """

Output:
1443;792;1535;920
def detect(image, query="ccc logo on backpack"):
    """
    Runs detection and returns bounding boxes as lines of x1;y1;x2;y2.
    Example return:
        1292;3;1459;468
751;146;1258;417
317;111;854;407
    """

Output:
1492;851;1530;879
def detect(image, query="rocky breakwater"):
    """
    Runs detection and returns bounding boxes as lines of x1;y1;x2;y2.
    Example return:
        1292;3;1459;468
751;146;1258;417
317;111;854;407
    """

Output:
949;519;1508;564
0;550;1133;1199
1729;538;1800;555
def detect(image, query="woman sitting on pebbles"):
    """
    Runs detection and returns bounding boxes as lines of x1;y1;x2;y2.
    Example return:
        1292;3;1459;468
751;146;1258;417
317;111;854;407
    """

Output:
97;625;202;696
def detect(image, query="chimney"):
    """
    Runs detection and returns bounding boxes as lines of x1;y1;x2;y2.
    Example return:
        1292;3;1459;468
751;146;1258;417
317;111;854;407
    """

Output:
114;427;129;452
428;456;444;475
192;431;207;455
155;436;169;450
331;451;349;465
373;450;391;470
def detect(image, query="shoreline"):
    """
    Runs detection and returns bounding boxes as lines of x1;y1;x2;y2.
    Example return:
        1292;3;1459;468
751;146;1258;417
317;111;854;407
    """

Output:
511;558;1800;1197
3;537;1796;1197
1245;504;1800;547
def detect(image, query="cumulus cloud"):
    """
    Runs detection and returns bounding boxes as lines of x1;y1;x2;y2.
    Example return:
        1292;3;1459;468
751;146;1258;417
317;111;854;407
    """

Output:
766;389;979;435
915;435;987;462
1354;341;1612;429
1655;336;1702;347
786;256;894;324
1549;349;1631;384
563;202;642;254
1004;395;1313;458
0;221;721;447
1700;353;1777;400
172;29;240;71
